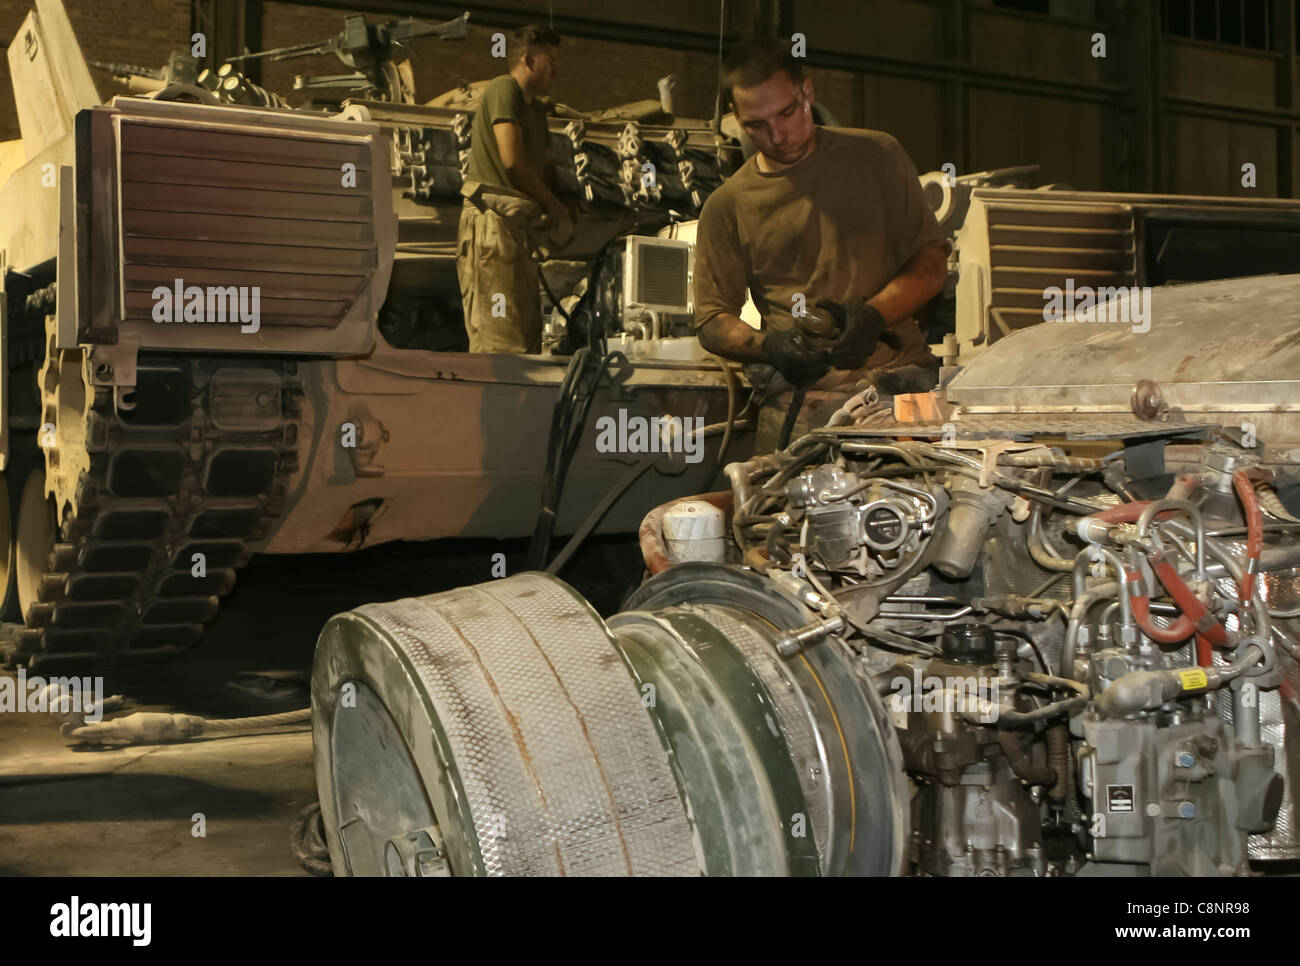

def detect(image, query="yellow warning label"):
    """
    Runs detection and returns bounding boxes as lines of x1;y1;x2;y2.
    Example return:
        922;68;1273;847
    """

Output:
1179;668;1208;691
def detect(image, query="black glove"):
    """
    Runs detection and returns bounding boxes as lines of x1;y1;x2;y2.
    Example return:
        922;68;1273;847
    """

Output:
764;327;831;387
816;299;891;370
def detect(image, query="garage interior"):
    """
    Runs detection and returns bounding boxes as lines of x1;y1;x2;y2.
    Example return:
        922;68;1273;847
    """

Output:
1;0;1299;880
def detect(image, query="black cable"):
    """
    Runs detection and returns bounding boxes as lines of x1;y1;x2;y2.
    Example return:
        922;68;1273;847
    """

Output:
529;349;588;568
537;265;570;322
546;459;656;575
777;387;806;451
528;349;628;569
703;360;739;493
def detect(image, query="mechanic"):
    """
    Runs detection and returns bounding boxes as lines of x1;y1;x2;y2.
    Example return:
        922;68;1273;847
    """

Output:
457;24;573;354
693;38;949;393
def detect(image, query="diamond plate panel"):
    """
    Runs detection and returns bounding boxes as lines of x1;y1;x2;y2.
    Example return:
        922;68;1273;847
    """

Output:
357;572;700;876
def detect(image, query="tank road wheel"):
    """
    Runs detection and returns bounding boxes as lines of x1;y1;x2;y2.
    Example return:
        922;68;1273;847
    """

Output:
313;569;910;876
16;468;56;624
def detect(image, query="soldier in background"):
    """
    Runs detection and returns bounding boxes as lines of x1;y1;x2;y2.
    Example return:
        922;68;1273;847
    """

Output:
457;25;573;353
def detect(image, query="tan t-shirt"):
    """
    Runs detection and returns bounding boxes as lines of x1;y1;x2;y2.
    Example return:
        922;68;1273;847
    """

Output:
692;127;945;369
467;75;551;191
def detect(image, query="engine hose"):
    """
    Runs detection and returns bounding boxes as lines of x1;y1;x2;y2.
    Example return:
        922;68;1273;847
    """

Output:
1146;549;1228;654
1046;723;1073;806
957;674;1089;728
765;518;794;565
1164;518;1275;672
1129;589;1197;645
547;459;657;575
1088;500;1182;526
998;730;1057;786
1122;545;1199;647
1028;498;1075;572
964;692;1089;728
703;359;740;493
1233;469;1264;605
777;387;807;451
998;453;1104;471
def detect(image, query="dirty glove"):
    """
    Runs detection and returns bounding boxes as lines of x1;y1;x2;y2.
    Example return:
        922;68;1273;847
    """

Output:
816;299;891;370
764;327;831;387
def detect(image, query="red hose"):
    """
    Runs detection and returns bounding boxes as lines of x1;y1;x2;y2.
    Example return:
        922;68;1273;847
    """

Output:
1148;551;1229;647
1232;469;1263;605
1125;562;1216;664
1127;574;1195;642
1092;501;1152;524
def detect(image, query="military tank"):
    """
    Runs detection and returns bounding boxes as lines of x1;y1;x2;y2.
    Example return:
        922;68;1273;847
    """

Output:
0;0;748;670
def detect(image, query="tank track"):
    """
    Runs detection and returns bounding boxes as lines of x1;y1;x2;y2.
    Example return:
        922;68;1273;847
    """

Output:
5;353;302;671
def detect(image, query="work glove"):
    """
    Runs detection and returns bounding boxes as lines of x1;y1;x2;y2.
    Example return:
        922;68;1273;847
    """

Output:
816;299;893;370
764;327;831;387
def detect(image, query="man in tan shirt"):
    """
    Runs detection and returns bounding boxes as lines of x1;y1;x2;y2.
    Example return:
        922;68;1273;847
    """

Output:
457;25;572;354
694;39;948;391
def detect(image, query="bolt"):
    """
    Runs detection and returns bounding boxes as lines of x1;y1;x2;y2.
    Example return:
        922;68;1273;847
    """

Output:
1176;752;1195;768
1146;802;1161;817
1178;801;1196;819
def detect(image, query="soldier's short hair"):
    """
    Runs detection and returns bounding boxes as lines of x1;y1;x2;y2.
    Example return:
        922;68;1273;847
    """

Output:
722;38;804;103
511;24;562;63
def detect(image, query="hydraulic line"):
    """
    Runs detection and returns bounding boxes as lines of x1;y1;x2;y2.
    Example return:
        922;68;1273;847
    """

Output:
1232;469;1264;605
703;359;740;493
1164;518;1274;669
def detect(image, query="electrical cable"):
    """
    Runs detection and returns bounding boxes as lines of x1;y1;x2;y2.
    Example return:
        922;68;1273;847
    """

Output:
703;359;739;493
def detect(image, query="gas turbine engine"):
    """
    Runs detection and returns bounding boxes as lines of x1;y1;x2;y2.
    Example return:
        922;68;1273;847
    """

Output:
311;421;1298;877
716;424;1296;876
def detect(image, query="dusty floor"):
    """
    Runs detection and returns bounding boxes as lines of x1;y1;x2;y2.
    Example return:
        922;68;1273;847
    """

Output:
0;535;642;876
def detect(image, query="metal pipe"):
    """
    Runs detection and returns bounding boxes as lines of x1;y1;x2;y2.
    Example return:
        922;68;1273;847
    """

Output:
1137;498;1206;578
1164;519;1273;655
878;606;975;621
1028;502;1075;572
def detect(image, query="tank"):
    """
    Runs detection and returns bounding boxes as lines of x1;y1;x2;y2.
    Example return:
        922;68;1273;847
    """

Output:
0;0;748;669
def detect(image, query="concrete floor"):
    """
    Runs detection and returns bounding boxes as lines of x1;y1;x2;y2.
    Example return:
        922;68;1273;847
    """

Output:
0;535;642;876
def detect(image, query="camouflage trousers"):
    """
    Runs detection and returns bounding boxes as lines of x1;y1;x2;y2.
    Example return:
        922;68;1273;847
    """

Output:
456;194;544;354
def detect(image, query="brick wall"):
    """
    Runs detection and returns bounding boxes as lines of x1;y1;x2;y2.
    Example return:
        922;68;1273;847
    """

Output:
0;0;860;144
258;3;858;125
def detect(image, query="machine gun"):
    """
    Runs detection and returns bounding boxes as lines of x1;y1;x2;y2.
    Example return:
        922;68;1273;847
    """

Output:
223;11;471;103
